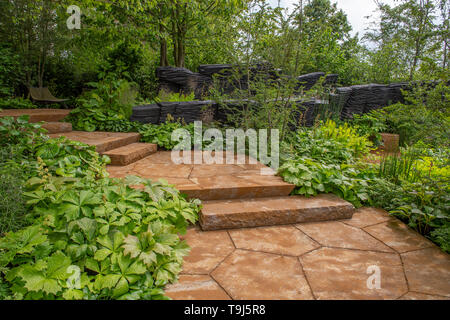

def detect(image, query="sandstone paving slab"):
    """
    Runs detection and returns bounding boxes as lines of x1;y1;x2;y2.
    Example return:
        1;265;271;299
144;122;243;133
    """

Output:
143;150;256;165
131;163;193;179
122;176;201;191
165;275;231;300
144;150;204;164
152;177;201;189
211;250;314;300
189;164;247;178
107;165;137;178
41;121;72;134
200;194;354;230
364;220;434;253
297;221;394;252
235;175;291;186
235;161;269;171
180;228;235;274
228;225;320;256
48;131;141;153
399;292;450;300
300;247;407;299
341;207;393;228
129;151;173;164
102;143;157;166
401;247;450;297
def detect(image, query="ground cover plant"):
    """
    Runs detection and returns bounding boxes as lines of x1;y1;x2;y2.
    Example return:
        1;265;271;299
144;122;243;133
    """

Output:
0;117;201;299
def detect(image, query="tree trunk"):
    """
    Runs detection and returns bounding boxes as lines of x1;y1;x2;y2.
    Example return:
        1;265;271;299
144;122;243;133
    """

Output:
176;35;185;67
159;38;169;66
159;21;169;66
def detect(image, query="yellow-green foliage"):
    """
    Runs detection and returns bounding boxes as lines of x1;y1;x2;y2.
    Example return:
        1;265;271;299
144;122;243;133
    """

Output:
415;156;450;180
315;120;374;158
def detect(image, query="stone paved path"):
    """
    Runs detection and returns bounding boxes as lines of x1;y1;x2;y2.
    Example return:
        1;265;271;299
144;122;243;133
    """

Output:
164;207;450;300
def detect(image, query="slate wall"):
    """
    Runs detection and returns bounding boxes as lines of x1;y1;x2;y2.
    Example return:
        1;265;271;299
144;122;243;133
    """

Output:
133;65;424;126
130;82;410;126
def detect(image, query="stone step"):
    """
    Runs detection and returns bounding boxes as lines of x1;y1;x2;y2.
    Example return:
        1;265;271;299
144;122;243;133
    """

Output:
179;175;295;201
199;194;355;230
102;143;157;166
0;109;70;123
48;131;141;153
41;121;72;134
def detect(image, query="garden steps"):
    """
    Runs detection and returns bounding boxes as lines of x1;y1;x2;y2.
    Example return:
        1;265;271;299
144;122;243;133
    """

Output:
199;193;355;230
48;131;141;153
102;143;157;166
0;109;70;123
105;151;356;230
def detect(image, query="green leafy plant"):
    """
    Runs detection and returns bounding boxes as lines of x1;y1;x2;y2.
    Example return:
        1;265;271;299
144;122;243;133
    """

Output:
430;225;450;253
378;146;423;184
66;76;139;132
139;119;194;150
278;158;374;207
154;90;195;102
0;97;37;109
0;116;201;299
351;112;387;147
282;120;373;164
0;166;27;236
369;83;450;148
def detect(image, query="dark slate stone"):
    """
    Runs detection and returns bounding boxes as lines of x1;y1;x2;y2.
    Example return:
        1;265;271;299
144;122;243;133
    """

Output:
173;101;216;123
129;116;160;124
132;104;161;117
324;74;339;86
198;64;233;77
364;84;390;112
388;82;410;104
295;72;326;91
293;99;318;127
341;84;371;118
158;101;179;123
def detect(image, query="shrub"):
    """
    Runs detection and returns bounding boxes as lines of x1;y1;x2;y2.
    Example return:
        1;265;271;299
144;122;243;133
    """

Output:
67;77;139;132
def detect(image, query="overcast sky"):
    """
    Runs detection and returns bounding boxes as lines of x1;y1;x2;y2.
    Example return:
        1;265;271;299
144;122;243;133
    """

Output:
267;0;398;38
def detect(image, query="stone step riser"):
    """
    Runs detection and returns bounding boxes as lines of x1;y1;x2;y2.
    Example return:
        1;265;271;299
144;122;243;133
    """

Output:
199;194;355;231
102;143;158;166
